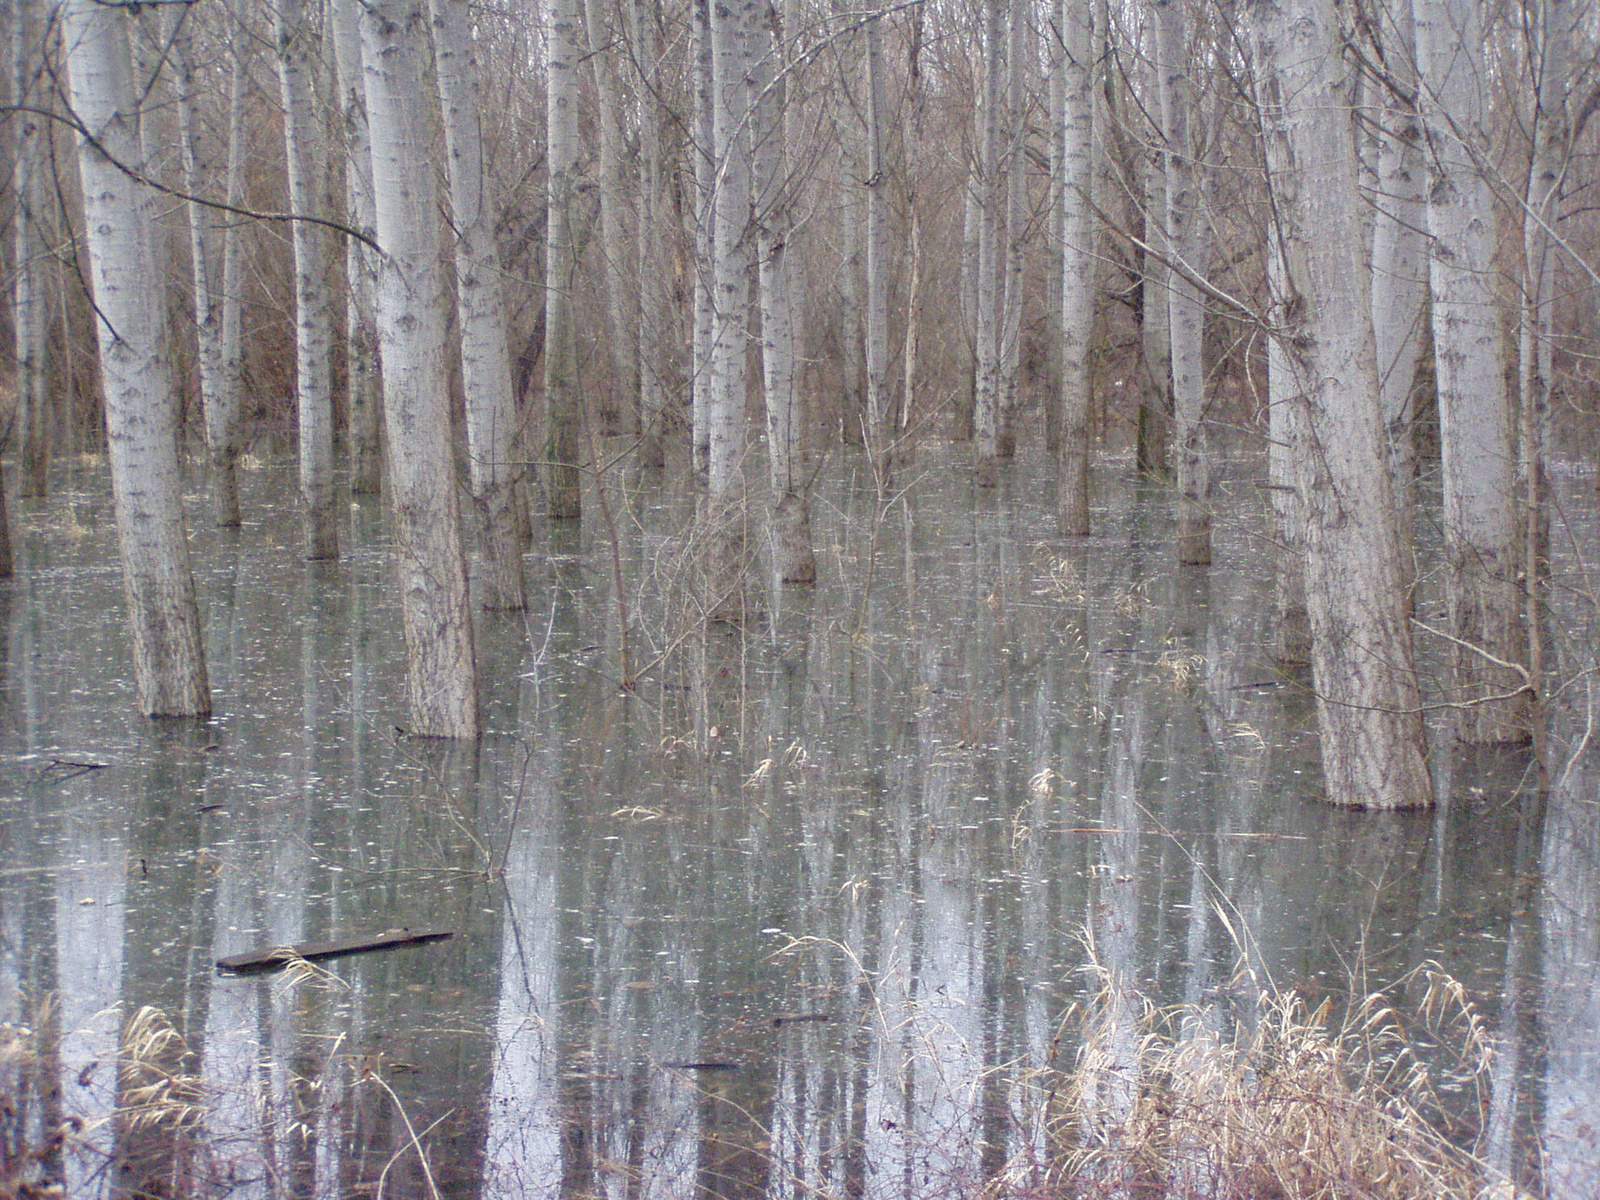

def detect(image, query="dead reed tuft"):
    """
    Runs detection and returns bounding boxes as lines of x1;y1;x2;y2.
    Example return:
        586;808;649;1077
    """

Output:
1046;948;1507;1200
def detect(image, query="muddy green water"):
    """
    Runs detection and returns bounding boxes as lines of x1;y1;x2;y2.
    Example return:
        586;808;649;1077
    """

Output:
1;444;1596;1198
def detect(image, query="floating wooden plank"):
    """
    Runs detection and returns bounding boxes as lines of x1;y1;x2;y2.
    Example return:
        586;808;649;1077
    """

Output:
216;928;454;975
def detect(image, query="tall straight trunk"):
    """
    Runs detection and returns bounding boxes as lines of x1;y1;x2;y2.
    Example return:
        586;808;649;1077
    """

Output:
330;0;383;495
177;1;245;527
360;0;480;738
753;0;814;583
12;0;50;498
1137;137;1172;476
1367;0;1426;593
63;0;211;717
545;0;585;519
706;0;755;497
1155;0;1210;564
631;0;672;468
1253;0;1431;809
585;0;638;435
276;0;339;560
1057;0;1095;536
973;0;1004;486
1414;0;1528;743
996;0;1026;460
690;0;715;477
1265;240;1311;663
956;174;980;442
862;11;892;486
431;0;527;610
834;1;866;451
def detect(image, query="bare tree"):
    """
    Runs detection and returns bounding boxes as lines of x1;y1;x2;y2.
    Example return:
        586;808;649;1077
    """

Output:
545;0;585;519
63;0;211;716
1057;0;1095;535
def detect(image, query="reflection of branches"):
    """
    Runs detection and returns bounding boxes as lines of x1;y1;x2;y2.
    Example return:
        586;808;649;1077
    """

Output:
365;1069;448;1200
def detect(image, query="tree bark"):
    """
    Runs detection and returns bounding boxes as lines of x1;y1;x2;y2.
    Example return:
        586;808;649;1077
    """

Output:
1253;0;1431;808
1414;0;1529;743
431;0;528;610
63;0;211;717
585;0;639;435
545;0;585;519
1057;0;1095;536
862;9;893;487
11;0;50;499
360;0;480;737
973;0;1004;487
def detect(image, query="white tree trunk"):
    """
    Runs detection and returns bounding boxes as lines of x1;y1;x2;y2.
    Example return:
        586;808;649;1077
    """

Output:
1254;0;1431;808
1156;0;1210;564
545;0;585;518
176;1;246;527
276;0;339;560
1414;0;1528;743
997;0;1027;461
330;0;383;495
1138;129;1172;476
63;0;211;717
690;0;716;477
754;0;814;582
1057;0;1095;535
1366;1;1426;587
862;10;892;486
631;0;673;468
360;0;480;737
11;0;50;498
585;0;638;435
973;0;1004;486
431;0;527;610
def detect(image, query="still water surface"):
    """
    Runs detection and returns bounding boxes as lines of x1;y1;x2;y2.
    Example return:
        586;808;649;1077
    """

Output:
1;445;1597;1198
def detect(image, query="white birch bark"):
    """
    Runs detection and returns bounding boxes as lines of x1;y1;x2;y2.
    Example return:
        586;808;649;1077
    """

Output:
585;0;638;435
706;0;756;498
996;0;1027;460
1155;0;1210;564
862;10;892;485
690;0;716;477
176;1;245;527
276;0;339;560
754;0;814;582
957;172;980;441
1057;0;1095;536
1253;0;1431;808
11;0;50;498
330;0;382;495
631;0;672;468
545;0;585;518
973;0;1004;487
1138;132;1172;476
1414;0;1528;743
431;0;527;610
63;0;211;716
1366;0;1426;591
360;0;480;737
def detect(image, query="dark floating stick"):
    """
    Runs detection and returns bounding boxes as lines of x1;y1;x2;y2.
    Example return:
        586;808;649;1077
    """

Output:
661;1061;741;1072
772;1012;834;1027
216;928;454;975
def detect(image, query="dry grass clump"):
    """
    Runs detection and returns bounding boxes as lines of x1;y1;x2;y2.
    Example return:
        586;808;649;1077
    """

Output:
1047;951;1505;1200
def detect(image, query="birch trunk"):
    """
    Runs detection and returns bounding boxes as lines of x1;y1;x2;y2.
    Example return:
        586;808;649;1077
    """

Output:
276;0;339;560
973;0;1004;487
1366;0;1426;593
1155;0;1210;564
1253;0;1431;808
1414;0;1528;743
631;0;672;468
431;0;527;610
957;174;979;442
996;0;1026;461
63;0;211;717
754;0;815;583
1137;137;1172;476
585;0;638;435
11;0;50;498
862;11;892;486
690;0;715;477
1057;0;1095;536
545;0;585;519
176;1;245;527
360;0;480;737
330;0;383;495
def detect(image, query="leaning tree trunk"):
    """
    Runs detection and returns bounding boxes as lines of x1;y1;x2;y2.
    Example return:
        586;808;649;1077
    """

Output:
330;0;383;495
754;0;815;583
360;0;480;738
431;0;528;610
276;0;339;560
1056;0;1095;535
1155;0;1210;564
1414;0;1529;744
1253;0;1431;808
544;0;585;519
63;0;211;717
